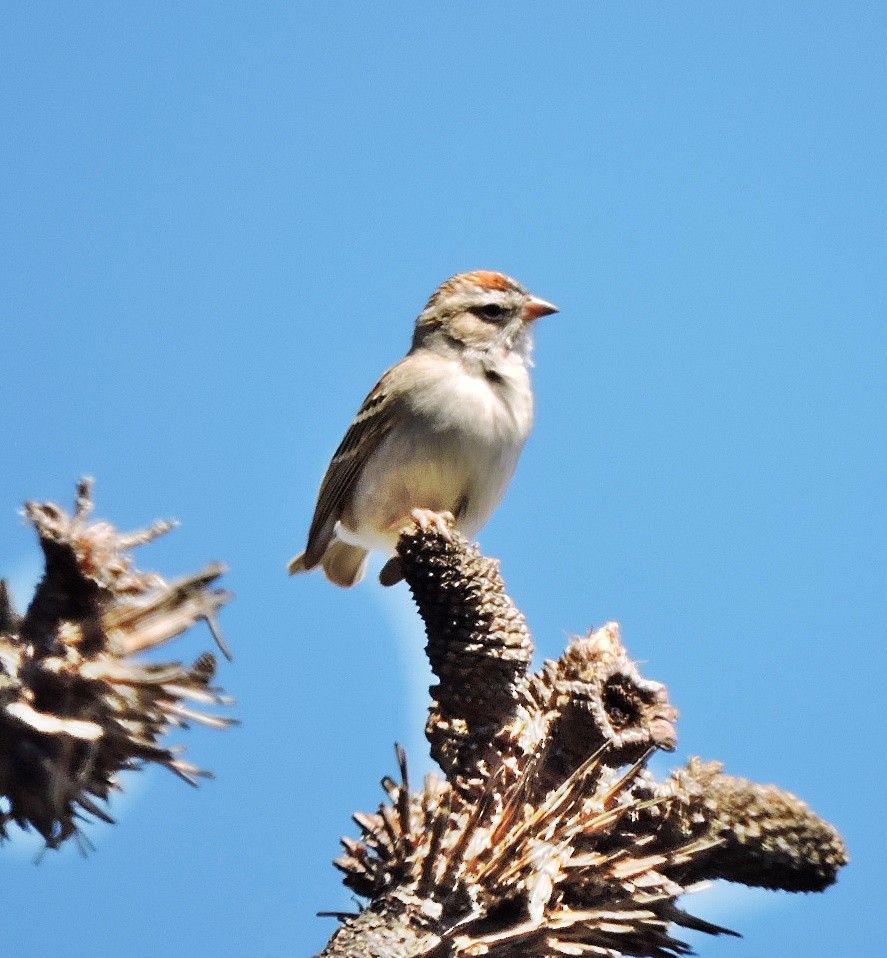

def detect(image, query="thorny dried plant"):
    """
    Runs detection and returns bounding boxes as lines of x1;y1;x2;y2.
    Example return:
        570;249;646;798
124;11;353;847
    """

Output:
321;521;847;957
0;479;235;850
0;482;846;954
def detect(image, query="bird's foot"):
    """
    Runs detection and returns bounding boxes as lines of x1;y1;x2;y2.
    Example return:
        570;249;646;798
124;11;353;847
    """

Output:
404;508;455;539
380;511;455;587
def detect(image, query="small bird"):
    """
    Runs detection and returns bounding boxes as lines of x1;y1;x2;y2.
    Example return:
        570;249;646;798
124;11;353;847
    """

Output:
288;270;557;587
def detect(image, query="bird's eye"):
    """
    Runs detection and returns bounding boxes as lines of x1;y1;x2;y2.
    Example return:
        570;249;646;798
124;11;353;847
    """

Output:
475;303;504;320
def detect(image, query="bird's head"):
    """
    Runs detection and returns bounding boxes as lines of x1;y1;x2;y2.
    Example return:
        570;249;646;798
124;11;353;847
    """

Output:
411;270;558;362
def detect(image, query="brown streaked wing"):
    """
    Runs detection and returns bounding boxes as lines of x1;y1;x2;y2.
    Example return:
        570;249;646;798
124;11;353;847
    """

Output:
302;366;403;568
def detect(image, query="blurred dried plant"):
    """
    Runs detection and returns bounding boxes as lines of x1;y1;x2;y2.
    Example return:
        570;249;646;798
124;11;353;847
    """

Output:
320;521;847;957
0;479;235;850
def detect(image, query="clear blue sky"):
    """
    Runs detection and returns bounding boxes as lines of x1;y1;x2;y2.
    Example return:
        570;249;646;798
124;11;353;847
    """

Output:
1;4;884;956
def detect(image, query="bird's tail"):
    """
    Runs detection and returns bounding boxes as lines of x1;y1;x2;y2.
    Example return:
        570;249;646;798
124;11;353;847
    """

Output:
287;540;369;587
322;540;369;587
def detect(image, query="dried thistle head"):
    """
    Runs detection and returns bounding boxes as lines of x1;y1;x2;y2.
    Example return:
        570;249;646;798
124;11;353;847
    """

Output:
0;479;236;849
646;758;849;893
536;623;679;784
333;738;847;957
334;745;734;958
322;521;848;958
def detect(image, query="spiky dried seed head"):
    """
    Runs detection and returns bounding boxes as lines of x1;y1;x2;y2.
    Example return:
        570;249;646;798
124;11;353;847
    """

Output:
0;481;235;848
320;522;849;958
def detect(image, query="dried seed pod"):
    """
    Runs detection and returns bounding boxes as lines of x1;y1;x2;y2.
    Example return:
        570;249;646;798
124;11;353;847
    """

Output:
397;523;533;790
536;622;679;782
649;758;848;893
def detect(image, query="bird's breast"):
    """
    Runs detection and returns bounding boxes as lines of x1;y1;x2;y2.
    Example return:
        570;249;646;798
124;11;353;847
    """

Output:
406;356;533;441
341;360;532;553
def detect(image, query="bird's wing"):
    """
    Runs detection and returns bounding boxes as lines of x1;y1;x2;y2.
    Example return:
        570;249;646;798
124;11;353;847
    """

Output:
301;364;404;568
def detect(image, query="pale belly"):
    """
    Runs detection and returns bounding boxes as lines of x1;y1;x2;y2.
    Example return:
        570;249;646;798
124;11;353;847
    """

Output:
339;367;531;554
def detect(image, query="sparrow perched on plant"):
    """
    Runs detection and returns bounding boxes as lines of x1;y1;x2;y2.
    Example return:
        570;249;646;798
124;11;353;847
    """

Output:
288;270;557;587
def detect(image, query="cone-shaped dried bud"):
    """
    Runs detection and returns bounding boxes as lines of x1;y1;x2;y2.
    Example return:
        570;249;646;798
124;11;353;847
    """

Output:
535;623;678;786
649;758;848;892
396;522;533;787
0;479;235;849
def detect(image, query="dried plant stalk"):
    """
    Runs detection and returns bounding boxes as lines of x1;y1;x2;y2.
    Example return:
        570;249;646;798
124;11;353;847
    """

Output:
0;479;235;849
322;523;847;957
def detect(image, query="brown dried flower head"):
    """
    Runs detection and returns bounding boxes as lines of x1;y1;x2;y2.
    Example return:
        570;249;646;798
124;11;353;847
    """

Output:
321;521;848;958
0;479;235;850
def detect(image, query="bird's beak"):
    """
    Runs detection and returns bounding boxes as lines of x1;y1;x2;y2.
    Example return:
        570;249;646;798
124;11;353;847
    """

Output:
522;295;559;323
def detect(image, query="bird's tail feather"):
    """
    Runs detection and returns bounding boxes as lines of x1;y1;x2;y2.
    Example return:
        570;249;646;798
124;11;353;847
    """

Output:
321;540;369;587
288;538;369;587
